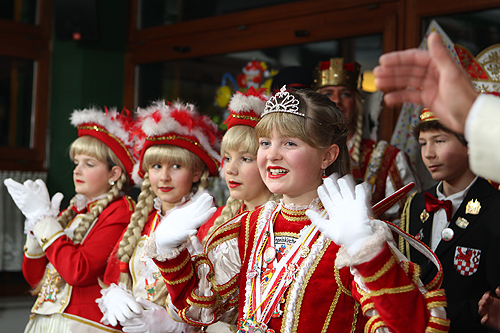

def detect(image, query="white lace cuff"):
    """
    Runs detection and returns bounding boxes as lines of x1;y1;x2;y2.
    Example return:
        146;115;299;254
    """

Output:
335;220;392;268
24;207;59;235
143;232;189;261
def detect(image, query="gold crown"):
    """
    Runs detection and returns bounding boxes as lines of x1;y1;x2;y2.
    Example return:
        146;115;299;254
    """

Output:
419;107;438;123
312;58;362;91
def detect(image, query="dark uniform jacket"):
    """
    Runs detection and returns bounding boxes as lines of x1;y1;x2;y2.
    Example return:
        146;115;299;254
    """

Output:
400;178;500;332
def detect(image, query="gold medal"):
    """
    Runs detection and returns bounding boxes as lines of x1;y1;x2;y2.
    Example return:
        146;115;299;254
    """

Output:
455;217;469;229
466;199;481;215
420;209;429;222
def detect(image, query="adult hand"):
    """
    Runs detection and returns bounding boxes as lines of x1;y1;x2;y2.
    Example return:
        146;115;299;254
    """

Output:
374;31;479;134
4;178;63;232
98;283;143;327
155;193;216;254
306;174;373;255
122;297;189;333
478;287;500;331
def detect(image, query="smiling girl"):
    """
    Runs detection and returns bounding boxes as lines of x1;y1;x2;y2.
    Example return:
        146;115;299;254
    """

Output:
197;88;279;244
97;100;221;333
150;87;448;333
5;107;137;333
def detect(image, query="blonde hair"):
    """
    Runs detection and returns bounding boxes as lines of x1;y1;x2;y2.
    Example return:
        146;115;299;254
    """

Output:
255;89;350;177
203;124;279;243
32;135;128;295
117;145;208;293
221;125;259;156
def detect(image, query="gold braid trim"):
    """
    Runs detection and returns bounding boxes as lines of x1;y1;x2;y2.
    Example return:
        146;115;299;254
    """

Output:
424;289;447;299
366;283;415;297
158;253;191;273
335;265;352;296
425;317;450;333
321;288;343;333
362;256;396;283
399;192;417;259
163;269;194;285
288;239;330;333
365;314;384;333
205;222;241;253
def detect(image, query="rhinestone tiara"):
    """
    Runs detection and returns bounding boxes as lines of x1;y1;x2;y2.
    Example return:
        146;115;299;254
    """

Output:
261;85;305;118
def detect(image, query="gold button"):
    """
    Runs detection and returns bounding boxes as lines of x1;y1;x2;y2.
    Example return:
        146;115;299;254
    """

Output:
41;237;48;244
60;300;66;306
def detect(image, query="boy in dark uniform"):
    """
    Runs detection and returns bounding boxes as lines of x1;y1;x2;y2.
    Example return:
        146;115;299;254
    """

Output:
399;108;500;332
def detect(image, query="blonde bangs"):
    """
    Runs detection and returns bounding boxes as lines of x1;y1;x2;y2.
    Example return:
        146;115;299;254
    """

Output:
255;112;313;147
221;125;259;156
69;136;123;169
142;145;205;172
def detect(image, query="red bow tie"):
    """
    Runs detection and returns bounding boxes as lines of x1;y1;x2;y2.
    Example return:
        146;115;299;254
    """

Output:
424;192;453;222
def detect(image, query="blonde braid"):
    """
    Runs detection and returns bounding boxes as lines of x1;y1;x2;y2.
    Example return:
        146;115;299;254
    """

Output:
350;94;364;166
72;172;126;244
117;172;155;289
203;196;242;245
57;197;77;229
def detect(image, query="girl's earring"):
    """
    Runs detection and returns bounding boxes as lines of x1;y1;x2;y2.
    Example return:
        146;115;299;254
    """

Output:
322;169;327;179
108;179;115;186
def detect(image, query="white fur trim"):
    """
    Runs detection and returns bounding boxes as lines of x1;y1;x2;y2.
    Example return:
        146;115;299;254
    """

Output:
228;93;268;116
70;107;135;147
135;100;221;165
335;219;392;268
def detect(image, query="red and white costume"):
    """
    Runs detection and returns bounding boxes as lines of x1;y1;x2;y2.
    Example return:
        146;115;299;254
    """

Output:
23;195;134;333
351;138;419;221
150;199;449;333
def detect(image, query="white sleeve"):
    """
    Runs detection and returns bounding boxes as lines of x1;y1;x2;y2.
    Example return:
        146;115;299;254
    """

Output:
466;94;500;182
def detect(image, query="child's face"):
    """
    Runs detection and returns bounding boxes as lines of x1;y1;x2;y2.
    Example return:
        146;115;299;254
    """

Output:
223;147;269;209
73;153;114;199
148;161;201;213
257;131;325;205
418;130;469;183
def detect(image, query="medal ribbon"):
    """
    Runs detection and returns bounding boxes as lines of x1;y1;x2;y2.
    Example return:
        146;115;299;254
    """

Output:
247;204;321;324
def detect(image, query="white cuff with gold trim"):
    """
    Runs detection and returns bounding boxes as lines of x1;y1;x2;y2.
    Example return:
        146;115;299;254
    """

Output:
33;217;64;251
24;233;45;259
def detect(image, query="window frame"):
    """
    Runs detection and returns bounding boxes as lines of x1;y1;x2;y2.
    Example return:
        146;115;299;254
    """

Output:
0;0;51;172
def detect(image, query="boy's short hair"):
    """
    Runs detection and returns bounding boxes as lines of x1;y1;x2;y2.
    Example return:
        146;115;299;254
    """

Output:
412;119;467;146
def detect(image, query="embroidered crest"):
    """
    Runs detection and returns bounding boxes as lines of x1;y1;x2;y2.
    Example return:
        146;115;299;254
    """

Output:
454;246;481;276
465;199;481;215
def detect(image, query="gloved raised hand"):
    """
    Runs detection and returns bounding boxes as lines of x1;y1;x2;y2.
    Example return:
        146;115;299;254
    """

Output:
121;297;190;333
4;178;63;234
97;283;143;327
155;193;216;254
306;174;374;255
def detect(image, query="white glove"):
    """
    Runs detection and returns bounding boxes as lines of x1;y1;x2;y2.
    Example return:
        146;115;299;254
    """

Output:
97;283;143;327
155;193;216;254
122;297;190;333
4;178;63;234
306;174;374;255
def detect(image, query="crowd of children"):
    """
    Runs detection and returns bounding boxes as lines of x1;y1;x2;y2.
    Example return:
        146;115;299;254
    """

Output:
6;36;500;332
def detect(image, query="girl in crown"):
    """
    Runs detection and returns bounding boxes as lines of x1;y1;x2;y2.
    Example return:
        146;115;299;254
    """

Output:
195;88;280;332
148;87;449;332
97;100;221;333
197;87;279;243
4;107;138;332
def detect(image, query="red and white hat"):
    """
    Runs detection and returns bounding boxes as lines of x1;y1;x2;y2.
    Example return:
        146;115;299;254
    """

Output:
133;100;222;183
223;87;269;129
70;107;139;184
